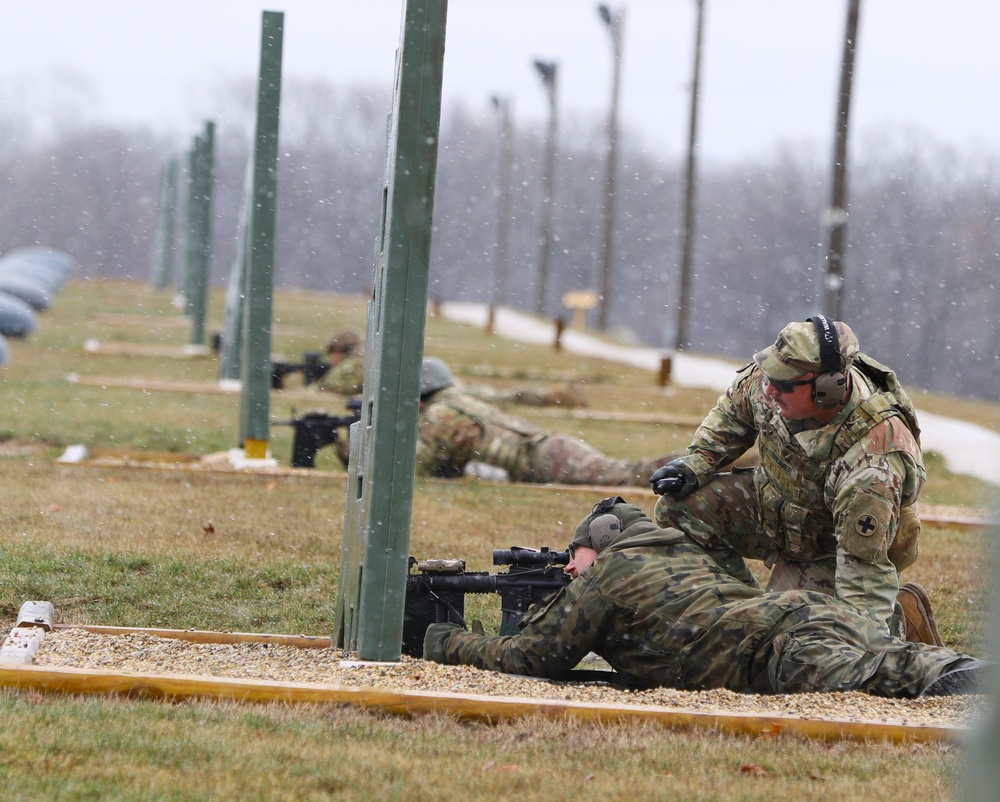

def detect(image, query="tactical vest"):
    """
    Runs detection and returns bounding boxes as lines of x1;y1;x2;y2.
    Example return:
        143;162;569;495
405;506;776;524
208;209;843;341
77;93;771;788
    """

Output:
756;354;921;560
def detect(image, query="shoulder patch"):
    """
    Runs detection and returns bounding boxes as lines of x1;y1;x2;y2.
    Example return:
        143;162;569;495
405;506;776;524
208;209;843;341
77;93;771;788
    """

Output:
841;490;892;562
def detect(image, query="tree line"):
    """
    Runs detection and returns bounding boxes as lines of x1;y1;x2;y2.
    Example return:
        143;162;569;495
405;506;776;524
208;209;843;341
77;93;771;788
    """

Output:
1;77;997;401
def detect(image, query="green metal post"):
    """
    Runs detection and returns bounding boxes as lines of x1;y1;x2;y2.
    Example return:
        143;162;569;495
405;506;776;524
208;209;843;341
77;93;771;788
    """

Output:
218;160;254;384
335;0;448;661
238;10;283;460
179;140;198;309
152;157;179;290
189;121;215;346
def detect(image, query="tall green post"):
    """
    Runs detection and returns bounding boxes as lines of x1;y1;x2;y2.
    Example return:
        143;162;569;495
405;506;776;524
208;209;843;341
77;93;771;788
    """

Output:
335;0;448;661
188;121;215;347
178;139;198;309
238;10;283;460
218;161;254;384
151;157;179;290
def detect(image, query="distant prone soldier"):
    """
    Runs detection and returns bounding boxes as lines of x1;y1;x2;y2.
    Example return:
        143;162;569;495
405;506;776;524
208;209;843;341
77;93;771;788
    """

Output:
414;357;681;486
317;330;585;409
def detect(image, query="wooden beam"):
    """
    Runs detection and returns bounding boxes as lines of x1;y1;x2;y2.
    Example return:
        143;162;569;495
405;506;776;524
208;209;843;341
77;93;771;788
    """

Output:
0;662;968;745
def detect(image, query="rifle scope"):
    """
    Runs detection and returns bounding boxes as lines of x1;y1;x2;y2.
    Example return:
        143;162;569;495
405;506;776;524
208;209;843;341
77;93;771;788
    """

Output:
492;546;569;567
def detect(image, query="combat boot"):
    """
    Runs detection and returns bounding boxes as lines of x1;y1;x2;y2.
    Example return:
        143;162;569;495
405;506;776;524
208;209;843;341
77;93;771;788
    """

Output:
897;582;944;646
921;660;991;696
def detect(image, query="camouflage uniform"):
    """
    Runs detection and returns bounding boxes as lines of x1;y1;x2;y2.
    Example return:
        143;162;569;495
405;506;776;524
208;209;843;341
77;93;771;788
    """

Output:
424;505;972;696
653;356;925;630
467;382;587;409
416;385;678;485
318;351;365;395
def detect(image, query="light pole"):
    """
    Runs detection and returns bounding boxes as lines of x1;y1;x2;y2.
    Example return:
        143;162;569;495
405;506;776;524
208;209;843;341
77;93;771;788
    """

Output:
533;60;558;316
489;95;514;333
596;4;624;332
823;0;861;320
674;0;705;354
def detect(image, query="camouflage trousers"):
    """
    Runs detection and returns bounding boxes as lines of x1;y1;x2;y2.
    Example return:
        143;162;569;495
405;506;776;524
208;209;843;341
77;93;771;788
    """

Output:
761;598;965;696
514;434;679;486
427;589;971;696
652;470;835;594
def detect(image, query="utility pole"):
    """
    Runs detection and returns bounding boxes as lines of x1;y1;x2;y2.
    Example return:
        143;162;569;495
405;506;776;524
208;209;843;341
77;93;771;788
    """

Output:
823;0;861;320
533;60;558;316
596;4;624;332
674;0;705;353
490;95;514;326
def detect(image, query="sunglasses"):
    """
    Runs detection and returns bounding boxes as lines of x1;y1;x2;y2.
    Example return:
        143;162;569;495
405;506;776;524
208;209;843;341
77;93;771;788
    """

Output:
764;375;814;394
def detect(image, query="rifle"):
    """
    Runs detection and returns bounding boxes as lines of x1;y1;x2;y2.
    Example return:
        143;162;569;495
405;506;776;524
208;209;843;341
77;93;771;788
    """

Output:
401;546;571;657
271;398;362;468
270;350;331;389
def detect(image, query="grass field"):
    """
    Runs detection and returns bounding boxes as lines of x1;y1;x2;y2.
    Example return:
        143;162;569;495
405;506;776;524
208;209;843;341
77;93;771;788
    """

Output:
0;278;996;800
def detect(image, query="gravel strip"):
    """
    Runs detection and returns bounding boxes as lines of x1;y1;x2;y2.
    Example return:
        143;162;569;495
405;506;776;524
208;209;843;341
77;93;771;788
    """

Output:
30;628;988;729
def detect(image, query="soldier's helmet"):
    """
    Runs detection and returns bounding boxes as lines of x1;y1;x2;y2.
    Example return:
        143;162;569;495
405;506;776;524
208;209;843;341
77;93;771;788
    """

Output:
570;497;650;554
326;329;361;354
419;356;454;398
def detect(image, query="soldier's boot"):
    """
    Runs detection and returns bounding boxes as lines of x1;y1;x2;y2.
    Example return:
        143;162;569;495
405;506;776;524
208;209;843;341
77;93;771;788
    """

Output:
897;582;944;646
921;660;992;696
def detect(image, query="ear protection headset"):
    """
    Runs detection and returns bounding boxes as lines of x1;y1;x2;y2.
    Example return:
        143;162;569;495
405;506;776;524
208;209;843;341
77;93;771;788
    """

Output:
807;314;848;409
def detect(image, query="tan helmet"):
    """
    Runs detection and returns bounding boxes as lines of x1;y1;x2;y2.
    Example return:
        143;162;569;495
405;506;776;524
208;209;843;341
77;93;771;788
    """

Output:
326;329;361;354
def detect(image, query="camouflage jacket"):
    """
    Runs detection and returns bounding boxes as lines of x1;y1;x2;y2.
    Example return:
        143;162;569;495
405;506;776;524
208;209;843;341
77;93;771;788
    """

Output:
319;352;365;395
416;386;541;479
416;387;674;484
676;356;925;622
426;519;959;694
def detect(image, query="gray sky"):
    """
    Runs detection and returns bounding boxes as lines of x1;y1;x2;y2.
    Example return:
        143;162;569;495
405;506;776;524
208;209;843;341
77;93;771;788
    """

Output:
4;0;999;164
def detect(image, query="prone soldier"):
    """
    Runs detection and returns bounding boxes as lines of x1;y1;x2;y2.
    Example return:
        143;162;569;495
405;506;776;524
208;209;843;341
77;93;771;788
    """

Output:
414;357;683;486
423;498;990;698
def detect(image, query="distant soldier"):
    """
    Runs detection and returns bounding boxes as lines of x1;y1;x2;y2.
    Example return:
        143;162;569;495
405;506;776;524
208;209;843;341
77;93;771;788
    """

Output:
317;330;584;408
649;316;933;642
415;357;680;486
424;498;989;697
318;329;365;396
465;382;588;409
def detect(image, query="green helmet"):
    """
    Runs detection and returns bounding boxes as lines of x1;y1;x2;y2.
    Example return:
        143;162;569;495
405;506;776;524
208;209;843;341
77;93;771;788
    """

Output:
570;497;649;553
419;356;454;397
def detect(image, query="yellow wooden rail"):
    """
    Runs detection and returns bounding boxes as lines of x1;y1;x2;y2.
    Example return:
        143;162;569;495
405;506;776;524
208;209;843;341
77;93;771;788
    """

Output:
0;662;969;745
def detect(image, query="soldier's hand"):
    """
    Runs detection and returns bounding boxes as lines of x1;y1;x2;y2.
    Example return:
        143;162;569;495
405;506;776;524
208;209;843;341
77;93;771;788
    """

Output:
649;460;699;499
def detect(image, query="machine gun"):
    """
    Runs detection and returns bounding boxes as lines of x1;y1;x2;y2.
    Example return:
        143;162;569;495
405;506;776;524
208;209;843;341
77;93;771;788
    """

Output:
271;399;362;468
270;350;330;389
401;546;571;657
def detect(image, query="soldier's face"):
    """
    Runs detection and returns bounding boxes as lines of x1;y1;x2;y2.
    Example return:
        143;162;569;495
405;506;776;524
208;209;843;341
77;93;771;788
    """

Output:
566;546;597;578
763;373;821;420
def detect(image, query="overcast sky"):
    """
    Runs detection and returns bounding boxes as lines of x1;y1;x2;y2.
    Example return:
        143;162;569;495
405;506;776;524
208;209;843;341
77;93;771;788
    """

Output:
4;0;999;164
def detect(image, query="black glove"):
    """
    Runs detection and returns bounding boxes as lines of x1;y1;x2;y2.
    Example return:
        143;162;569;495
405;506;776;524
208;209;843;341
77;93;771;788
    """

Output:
649;460;699;499
422;622;465;663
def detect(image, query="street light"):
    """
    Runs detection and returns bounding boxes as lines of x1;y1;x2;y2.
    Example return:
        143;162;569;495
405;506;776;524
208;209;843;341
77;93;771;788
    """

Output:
596;4;624;332
533;59;558;316
823;0;861;320
489;95;514;333
674;0;705;354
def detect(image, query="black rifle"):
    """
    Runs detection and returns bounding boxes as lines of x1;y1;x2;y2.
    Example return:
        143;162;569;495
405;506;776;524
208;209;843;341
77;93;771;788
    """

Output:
401;546;572;657
271;398;362;468
270;350;331;389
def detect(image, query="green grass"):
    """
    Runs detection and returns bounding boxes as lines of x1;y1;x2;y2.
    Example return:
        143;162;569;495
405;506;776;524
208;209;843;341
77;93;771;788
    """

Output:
0;278;996;800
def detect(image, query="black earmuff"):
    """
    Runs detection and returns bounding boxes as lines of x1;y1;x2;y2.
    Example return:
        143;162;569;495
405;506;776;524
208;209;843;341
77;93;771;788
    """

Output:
807;315;848;409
